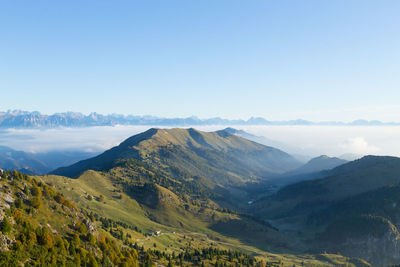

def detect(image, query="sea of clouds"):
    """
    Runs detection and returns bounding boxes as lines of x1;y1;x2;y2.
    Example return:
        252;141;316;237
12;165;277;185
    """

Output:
0;125;399;158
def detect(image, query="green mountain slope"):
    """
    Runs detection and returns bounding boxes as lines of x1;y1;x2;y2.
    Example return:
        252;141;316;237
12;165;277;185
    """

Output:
52;128;301;185
308;184;400;265
37;128;373;266
45;168;297;252
254;156;400;219
3;169;337;267
250;155;400;266
0;169;143;266
51;128;302;208
38;170;370;267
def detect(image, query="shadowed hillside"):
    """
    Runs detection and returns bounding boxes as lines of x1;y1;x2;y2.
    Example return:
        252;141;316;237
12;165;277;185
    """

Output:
250;155;400;266
308;184;400;265
254;156;400;219
0;145;49;174
286;155;347;176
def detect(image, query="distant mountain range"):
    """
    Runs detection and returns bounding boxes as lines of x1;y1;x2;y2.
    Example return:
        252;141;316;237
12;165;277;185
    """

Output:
0;110;398;128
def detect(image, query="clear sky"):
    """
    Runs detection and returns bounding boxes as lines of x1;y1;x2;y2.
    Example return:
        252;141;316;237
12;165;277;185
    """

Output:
1;0;399;121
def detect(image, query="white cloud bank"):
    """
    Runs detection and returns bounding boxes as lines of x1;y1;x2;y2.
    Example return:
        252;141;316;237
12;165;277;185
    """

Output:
0;125;399;158
340;137;380;155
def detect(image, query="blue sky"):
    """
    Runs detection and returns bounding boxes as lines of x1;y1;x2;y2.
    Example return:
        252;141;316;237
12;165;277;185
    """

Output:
1;0;399;121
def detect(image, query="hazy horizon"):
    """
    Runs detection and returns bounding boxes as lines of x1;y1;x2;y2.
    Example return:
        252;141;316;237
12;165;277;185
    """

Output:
1;125;399;160
2;1;400;121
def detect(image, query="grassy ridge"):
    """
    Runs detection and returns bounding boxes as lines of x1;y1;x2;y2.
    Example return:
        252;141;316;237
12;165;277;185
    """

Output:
40;170;370;266
52;128;301;184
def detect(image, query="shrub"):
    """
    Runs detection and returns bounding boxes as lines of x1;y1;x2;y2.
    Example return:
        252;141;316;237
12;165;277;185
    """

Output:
54;194;65;204
0;217;12;234
12;209;23;223
31;185;42;197
30;196;42;208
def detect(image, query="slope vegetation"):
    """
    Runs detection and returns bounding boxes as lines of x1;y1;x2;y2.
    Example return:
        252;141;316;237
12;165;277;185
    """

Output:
52;128;301;183
254;156;400;219
309;184;400;265
40;170;370;267
251;155;400;266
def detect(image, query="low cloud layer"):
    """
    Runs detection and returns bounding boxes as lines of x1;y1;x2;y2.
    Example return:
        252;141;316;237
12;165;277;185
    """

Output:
341;137;380;155
0;125;399;158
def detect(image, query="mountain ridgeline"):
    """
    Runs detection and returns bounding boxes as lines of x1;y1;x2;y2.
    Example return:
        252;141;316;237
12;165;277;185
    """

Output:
52;128;302;186
286;155;347;176
268;155;348;186
252;155;400;266
5;126;400;266
44;127;374;266
0;110;396;128
0;145;49;174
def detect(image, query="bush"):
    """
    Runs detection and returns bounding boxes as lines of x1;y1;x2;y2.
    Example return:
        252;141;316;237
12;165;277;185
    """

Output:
12;209;23;223
54;194;65;204
0;217;12;234
30;196;42;209
39;231;53;248
31;185;42;197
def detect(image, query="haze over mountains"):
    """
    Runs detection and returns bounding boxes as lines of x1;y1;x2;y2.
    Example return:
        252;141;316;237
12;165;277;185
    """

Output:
286;155;348;176
1;110;398;128
0;145;98;174
0;145;49;174
0;127;351;177
3;126;400;265
1;125;400;265
224;127;320;163
52;128;303;209
48;127;400;265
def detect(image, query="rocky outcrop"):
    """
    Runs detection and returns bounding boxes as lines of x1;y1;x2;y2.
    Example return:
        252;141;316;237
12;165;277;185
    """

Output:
0;235;14;251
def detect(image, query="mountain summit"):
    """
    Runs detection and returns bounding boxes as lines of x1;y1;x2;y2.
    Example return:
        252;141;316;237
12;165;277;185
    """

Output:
52;128;301;185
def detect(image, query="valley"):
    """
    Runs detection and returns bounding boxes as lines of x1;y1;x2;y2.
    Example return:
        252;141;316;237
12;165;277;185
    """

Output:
0;127;398;266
